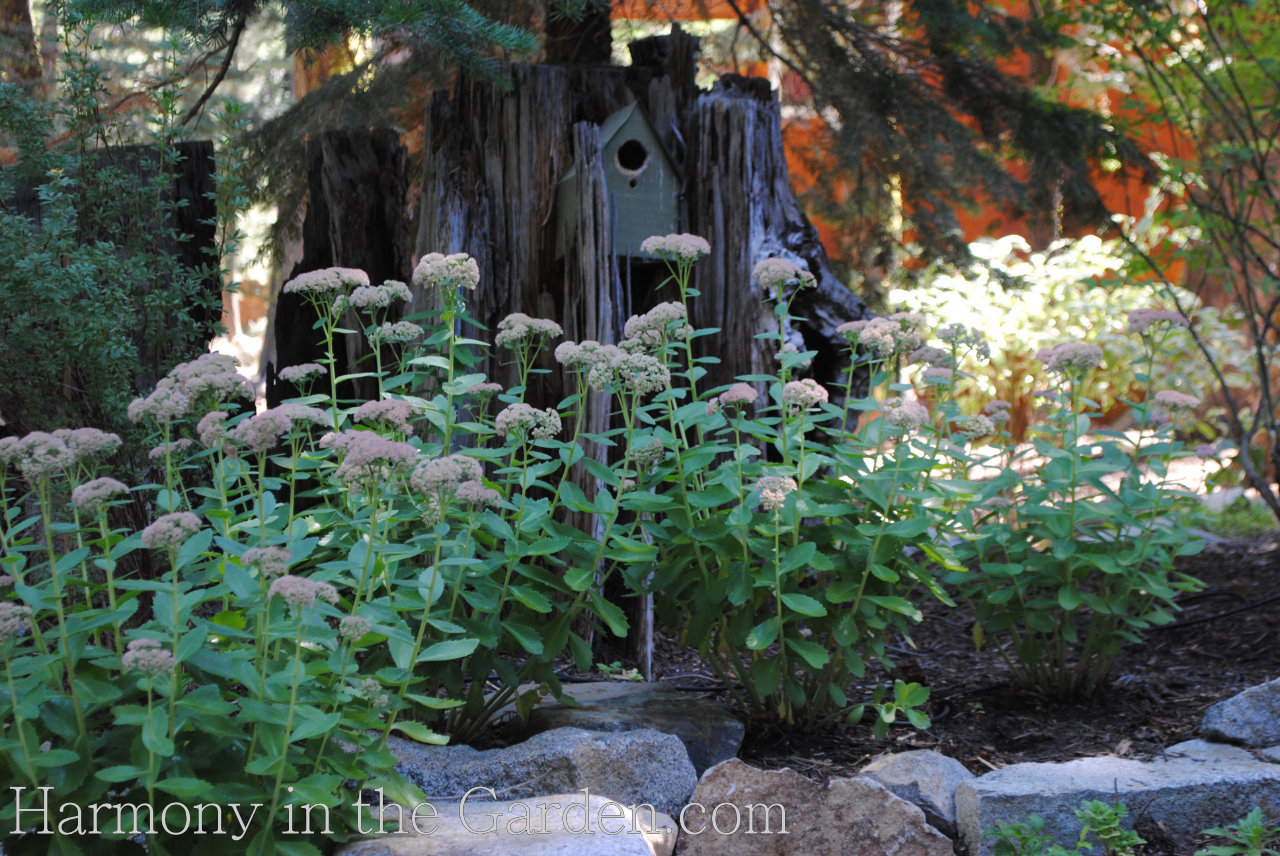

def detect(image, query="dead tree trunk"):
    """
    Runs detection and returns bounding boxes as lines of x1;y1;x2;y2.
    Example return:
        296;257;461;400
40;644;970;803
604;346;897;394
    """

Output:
265;129;413;408
688;74;872;393
415;36;869;408
413;35;871;674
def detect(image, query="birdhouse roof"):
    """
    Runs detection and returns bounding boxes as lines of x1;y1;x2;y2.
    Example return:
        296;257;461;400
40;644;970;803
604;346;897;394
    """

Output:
559;102;678;184
599;102;643;144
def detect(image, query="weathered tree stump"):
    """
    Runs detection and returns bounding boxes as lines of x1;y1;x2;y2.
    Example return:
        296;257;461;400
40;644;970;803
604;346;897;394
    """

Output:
265;128;414;407
414;33;869;405
412;34;872;673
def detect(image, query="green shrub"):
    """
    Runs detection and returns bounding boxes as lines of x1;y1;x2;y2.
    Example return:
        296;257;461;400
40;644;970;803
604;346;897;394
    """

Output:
0;234;1205;853
0;10;239;452
1198;807;1280;856
936;308;1204;697
986;801;1280;856
891;234;1250;441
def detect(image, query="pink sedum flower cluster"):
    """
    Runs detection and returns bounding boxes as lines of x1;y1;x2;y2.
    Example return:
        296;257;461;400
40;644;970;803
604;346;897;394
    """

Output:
881;397;929;431
121;638;175;677
495;313;564;349
719;383;757;411
141;512;202;550
1036;343;1104;374
1128;309;1188;335
354;399;417;434
283;267;369;296
228;409;292;454
984;399;1013;424
628;438;667;470
639;233;711;261
752;258;816;290
922;366;955;385
12;432;75;479
410;454;483;497
0;602;32;642
268;575;339;610
554;340;609;370
1152;390;1199;412
623;302;690;348
495;403;561;440
356;677;391;709
782;379;829;411
340;615;372;639
196;411;229;449
0;437;18;469
756;476;798;512
71;477;129;514
348;281;411;311
53;428;121;461
127;386;191;426
148;438;193;461
322;430;418;488
156;353;254;408
227;405;326;454
584;347;670;395
377;320;424;343
455;480;501;509
277;363;325;384
242;546;293;579
412;253;480;291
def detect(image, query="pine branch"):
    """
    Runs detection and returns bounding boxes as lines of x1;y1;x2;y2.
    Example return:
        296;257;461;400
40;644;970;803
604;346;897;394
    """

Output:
180;13;247;126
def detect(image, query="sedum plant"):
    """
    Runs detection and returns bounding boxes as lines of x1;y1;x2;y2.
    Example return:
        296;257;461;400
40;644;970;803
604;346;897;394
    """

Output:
937;311;1204;698
985;799;1144;856
1198;807;1280;856
0;232;1206;853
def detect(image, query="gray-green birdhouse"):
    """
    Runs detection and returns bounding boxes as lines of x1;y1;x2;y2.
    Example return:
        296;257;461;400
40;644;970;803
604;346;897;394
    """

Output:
556;103;685;259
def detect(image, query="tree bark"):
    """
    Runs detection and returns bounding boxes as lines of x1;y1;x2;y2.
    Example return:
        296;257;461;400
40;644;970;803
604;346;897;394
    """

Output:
687;73;873;394
265;129;413;408
414;34;869;399
0;0;41;88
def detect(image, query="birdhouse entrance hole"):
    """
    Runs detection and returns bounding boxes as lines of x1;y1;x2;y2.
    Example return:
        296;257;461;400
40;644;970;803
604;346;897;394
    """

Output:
616;139;650;186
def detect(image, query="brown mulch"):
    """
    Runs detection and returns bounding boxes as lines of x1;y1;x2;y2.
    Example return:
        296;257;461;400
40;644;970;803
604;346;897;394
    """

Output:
635;530;1280;855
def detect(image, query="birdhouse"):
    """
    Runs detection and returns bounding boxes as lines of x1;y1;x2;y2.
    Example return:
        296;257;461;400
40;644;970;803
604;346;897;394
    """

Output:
555;102;685;259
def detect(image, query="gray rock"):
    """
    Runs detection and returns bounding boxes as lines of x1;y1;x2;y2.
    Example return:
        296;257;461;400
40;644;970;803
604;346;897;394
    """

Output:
955;739;1280;856
337;793;673;855
526;681;745;774
679;758;952;856
861;749;975;835
1203;677;1280;746
390;726;696;817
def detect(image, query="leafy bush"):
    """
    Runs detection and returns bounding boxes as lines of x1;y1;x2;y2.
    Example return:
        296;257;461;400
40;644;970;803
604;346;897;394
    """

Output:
0;234;1205;853
932;309;1205;697
986;801;1280;856
891;234;1250;441
0;9;239;449
1198;807;1280;856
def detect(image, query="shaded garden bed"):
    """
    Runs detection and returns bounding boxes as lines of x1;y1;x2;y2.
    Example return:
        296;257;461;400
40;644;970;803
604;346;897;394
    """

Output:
625;530;1280;854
